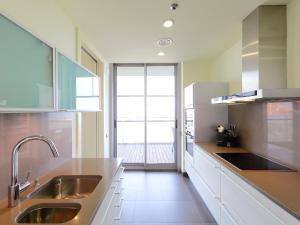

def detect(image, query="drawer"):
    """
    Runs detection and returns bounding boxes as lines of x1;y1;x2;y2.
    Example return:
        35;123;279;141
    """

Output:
220;203;239;225
90;184;117;225
114;178;124;195
185;151;193;164
114;166;125;182
185;157;193;175
190;167;220;224
103;197;124;225
194;148;221;197
221;168;284;225
91;167;125;225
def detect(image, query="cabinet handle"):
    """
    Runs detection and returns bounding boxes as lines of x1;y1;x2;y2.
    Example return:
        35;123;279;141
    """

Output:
114;198;124;207
113;199;124;221
114;187;124;195
214;196;220;201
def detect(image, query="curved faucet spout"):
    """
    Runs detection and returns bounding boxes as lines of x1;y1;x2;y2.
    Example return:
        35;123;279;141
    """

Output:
8;135;59;207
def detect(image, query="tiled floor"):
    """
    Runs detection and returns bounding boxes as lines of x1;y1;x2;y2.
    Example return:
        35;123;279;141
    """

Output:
121;171;217;225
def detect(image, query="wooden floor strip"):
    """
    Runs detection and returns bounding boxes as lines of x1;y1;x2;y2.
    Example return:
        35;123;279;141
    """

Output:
117;143;175;164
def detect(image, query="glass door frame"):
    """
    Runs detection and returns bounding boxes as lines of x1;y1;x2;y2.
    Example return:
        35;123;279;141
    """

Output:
113;63;179;170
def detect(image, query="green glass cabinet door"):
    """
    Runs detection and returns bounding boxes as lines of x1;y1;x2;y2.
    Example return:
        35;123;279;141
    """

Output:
0;14;54;110
57;52;100;111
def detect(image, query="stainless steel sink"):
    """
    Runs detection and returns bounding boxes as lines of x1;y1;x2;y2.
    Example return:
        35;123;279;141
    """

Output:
30;175;102;199
16;203;81;223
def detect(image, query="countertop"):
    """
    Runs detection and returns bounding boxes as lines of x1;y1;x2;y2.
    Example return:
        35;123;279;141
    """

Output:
195;142;300;221
0;158;123;225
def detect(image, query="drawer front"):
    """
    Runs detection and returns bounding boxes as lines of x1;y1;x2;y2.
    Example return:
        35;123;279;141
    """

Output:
114;166;125;182
220;204;239;225
90;185;116;225
194;148;221;197
191;168;220;224
221;169;284;225
103;197;123;225
91;166;125;225
185;157;193;175
185;152;193;165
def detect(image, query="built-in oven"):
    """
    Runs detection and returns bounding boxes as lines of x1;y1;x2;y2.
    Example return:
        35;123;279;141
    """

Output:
185;109;194;157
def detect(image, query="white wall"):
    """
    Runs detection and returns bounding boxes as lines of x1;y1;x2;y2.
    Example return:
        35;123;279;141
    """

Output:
182;59;212;88
210;40;242;94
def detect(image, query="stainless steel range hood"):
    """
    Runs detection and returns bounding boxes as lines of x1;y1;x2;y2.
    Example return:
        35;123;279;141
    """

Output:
212;5;300;104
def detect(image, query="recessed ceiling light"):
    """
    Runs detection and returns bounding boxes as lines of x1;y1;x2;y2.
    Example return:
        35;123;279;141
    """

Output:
163;19;174;28
157;52;165;56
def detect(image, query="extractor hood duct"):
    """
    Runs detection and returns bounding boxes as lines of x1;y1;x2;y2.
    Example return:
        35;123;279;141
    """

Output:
212;5;300;104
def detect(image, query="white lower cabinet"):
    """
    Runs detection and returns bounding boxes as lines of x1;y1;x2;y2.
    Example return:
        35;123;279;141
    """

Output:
194;172;220;224
221;168;283;225
185;149;300;225
221;166;300;225
185;152;220;224
91;167;125;225
220;204;239;225
185;154;193;174
194;146;221;198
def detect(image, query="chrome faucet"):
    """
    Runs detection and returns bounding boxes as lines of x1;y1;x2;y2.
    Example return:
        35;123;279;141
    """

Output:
8;135;59;207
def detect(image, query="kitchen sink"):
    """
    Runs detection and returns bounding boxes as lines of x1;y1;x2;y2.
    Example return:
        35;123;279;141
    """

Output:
30;175;102;199
16;203;81;223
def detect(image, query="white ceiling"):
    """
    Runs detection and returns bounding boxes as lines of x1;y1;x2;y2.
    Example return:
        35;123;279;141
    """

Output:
57;0;289;63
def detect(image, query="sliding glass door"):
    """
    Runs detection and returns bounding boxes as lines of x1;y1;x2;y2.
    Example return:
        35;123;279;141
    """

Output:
116;65;145;164
115;64;177;168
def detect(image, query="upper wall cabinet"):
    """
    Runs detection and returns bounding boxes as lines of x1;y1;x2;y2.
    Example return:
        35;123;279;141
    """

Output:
57;52;100;111
0;14;54;111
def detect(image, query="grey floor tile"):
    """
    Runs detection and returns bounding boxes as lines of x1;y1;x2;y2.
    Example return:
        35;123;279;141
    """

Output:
121;171;216;224
133;201;214;223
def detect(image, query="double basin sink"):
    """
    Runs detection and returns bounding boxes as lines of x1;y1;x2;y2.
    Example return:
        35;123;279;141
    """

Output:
17;175;102;223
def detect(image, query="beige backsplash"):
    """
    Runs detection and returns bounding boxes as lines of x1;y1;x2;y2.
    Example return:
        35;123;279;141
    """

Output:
229;102;300;170
0;112;73;200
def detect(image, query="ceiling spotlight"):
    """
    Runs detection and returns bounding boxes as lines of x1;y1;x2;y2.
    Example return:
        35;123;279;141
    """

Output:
163;19;174;28
170;3;179;10
157;52;165;56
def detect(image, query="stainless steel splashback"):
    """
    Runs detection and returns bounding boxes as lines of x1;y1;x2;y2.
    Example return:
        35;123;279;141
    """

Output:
242;5;287;92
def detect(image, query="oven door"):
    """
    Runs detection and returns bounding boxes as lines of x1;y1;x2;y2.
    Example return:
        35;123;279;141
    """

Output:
185;109;194;134
185;132;194;157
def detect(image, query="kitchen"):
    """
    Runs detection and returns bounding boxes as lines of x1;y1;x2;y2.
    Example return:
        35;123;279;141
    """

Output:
0;0;300;225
